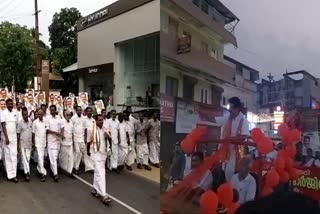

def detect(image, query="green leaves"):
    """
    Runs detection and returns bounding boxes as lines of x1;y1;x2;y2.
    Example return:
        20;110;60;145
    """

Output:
0;21;34;92
48;7;82;96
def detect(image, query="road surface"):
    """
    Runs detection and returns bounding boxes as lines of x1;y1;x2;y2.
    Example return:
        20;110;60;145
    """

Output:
0;164;159;214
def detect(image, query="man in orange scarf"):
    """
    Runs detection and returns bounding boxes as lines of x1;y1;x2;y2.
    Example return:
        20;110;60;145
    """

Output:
215;97;250;181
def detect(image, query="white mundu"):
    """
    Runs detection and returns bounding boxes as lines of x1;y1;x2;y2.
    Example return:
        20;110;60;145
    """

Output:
125;117;136;166
118;122;129;166
83;116;95;171
32;118;47;175
59;119;74;174
17;118;33;175
46;114;64;176
104;118;119;170
91;124;110;197
148;118;160;165
136;119;149;165
71;114;87;171
1;108;18;179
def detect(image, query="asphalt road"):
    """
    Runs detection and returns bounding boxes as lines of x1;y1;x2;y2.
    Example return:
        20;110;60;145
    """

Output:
0;164;159;214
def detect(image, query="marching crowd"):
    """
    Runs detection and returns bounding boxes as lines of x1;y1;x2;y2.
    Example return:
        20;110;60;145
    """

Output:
0;97;160;206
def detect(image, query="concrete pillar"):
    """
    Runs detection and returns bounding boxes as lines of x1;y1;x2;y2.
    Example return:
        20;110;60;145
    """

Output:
79;75;85;92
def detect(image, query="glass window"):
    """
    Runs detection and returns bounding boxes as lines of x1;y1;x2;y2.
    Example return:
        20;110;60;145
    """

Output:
166;76;178;97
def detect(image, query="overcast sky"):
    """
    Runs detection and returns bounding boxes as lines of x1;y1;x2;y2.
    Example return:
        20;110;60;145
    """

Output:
0;0;118;45
221;0;320;80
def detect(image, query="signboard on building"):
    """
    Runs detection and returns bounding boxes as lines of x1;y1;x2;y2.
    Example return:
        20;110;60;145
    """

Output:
273;106;284;130
160;94;175;122
177;35;191;54
176;100;199;133
293;167;320;201
176;99;223;133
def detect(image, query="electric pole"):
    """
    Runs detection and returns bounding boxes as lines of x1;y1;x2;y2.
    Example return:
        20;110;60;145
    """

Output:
34;0;41;89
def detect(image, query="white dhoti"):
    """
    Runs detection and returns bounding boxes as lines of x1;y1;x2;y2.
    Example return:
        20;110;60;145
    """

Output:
149;140;160;164
4;142;18;179
21;148;32;174
36;147;47;176
92;152;107;197
118;145;128;166
110;141;118;170
48;146;60;176
136;143;149;165
74;141;94;172
59;145;74;174
125;141;136;166
224;147;236;182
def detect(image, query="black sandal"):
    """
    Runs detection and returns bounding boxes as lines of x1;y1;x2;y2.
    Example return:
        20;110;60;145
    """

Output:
101;196;112;206
91;189;101;198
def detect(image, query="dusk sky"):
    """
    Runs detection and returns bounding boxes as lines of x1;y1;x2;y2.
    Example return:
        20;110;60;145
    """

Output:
221;0;320;80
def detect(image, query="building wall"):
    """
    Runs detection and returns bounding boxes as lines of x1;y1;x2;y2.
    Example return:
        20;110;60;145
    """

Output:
78;0;160;69
161;10;224;62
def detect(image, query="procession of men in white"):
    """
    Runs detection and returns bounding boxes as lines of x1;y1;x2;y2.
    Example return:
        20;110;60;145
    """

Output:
0;98;160;206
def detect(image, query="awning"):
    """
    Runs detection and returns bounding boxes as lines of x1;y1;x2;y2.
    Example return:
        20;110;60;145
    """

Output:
49;73;64;81
63;62;78;73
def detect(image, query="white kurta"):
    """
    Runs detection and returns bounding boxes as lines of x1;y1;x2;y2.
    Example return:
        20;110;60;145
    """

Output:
118;122;129;166
1;109;18;179
216;111;250;182
46;115;64;176
104;118;119;169
125;117;136;166
17;119;33;174
59;119;74;174
304;158;315;167
136;120;149;165
32;118;47;175
148;119;160;164
83;116;95;171
91;126;109;197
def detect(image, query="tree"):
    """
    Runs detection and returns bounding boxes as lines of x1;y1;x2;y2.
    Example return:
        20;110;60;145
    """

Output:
0;22;34;92
48;8;81;96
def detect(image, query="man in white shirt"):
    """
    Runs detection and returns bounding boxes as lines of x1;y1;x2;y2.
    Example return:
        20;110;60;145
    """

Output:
104;109;120;173
59;111;74;176
1;99;19;182
17;107;33;181
83;107;95;172
32;109;47;182
215;97;250;182
148;112;160;168
124;110;136;171
88;114;112;206
117;113;129;170
72;106;88;174
46;105;64;182
230;156;256;205
303;148;315;167
136;112;151;170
